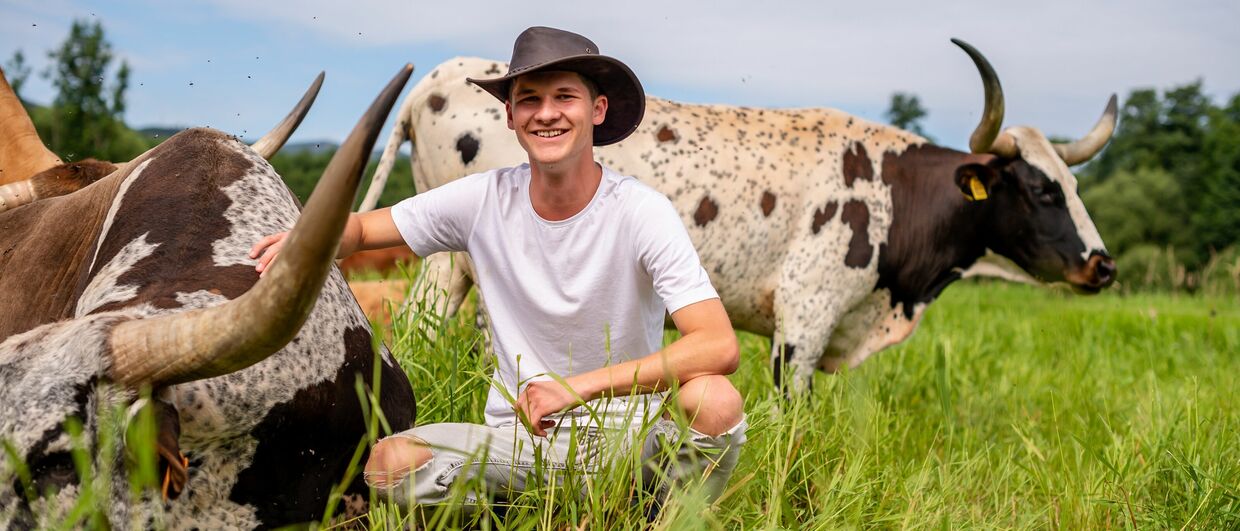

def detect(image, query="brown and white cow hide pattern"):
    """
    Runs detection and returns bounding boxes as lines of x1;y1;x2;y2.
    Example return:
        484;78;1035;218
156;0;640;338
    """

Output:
3;130;401;528
389;57;940;389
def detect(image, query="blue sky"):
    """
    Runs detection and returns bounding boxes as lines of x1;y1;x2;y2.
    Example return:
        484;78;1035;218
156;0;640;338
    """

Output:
3;0;1238;152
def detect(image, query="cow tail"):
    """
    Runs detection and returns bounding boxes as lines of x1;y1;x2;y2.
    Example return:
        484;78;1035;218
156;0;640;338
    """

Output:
358;88;417;213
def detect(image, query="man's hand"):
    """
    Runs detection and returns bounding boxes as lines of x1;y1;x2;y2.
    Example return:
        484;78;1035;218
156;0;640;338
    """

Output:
249;232;289;277
514;380;586;437
248;210;409;278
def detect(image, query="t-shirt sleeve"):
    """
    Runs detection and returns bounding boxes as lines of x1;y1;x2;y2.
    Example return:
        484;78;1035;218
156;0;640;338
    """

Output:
633;193;719;314
389;172;488;256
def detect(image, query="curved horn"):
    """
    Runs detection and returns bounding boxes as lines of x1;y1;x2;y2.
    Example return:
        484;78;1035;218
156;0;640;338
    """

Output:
0;67;62;185
952;38;1017;158
108;65;413;387
250;72;325;160
0;179;35;212
1053;94;1118;166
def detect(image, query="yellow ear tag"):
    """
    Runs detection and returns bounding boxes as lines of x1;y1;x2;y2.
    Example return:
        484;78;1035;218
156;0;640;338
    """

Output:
968;176;988;201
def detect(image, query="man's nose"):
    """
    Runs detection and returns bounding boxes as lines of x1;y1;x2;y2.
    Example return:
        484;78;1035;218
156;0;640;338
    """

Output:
534;99;559;122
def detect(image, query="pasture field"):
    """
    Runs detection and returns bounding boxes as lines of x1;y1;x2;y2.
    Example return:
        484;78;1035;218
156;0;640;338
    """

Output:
367;279;1240;529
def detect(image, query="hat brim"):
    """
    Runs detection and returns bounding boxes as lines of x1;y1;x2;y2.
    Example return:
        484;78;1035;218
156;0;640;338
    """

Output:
468;54;645;147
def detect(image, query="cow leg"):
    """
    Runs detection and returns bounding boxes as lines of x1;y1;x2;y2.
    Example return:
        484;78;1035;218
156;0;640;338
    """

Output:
770;294;844;396
404;251;474;339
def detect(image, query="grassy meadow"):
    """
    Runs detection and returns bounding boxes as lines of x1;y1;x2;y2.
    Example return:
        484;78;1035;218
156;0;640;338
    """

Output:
362;277;1239;529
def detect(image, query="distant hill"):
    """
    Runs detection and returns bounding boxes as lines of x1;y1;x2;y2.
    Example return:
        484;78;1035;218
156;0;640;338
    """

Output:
135;126;339;154
136;126;184;141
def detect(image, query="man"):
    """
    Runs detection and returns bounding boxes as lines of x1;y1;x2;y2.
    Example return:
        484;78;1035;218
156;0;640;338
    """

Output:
250;26;746;508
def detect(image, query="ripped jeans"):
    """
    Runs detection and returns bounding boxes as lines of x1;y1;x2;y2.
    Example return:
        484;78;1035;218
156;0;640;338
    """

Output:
366;417;747;507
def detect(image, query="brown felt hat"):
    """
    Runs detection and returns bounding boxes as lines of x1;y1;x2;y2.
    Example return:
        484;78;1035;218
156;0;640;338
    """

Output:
468;26;645;146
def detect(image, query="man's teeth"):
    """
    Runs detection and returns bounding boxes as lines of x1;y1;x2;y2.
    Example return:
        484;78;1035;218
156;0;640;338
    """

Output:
534;130;566;138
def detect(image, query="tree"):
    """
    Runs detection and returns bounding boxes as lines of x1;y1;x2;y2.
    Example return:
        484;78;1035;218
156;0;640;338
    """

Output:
1081;167;1188;257
1083;81;1210;185
1194;93;1240;256
1080;80;1239;267
4;50;32;101
884;92;931;140
41;19;142;162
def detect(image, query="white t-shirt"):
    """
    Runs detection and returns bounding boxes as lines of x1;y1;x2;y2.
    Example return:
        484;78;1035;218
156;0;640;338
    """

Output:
391;163;718;428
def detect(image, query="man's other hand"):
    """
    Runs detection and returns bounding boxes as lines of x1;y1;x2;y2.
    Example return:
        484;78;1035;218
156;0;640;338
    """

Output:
514;380;582;437
249;232;289;277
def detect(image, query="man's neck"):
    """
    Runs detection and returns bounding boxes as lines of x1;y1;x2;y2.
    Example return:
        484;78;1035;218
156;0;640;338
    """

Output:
528;154;603;222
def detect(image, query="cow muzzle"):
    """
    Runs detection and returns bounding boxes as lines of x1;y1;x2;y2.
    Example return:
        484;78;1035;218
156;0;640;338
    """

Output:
1065;251;1116;293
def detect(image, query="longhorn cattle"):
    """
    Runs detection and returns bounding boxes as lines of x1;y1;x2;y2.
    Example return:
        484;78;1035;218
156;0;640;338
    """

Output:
360;40;1117;392
0;67;416;528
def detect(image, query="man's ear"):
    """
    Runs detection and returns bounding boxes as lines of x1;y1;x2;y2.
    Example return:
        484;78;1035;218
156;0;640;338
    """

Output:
954;163;1000;202
505;100;515;131
592;94;608;126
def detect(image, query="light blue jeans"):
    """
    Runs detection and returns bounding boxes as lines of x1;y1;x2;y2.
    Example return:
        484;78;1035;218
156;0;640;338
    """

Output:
367;416;747;507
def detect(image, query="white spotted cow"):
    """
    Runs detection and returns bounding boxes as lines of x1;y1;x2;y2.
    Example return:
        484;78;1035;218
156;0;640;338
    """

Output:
360;40;1117;392
0;67;415;528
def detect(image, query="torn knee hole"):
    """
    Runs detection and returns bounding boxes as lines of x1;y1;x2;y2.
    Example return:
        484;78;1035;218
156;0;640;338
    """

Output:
364;436;433;489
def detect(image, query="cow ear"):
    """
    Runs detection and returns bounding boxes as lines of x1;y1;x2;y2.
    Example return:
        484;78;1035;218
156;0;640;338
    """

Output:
954;163;999;202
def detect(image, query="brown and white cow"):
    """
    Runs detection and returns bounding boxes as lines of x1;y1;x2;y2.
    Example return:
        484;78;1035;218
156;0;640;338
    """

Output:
360;40;1116;392
0;67;416;528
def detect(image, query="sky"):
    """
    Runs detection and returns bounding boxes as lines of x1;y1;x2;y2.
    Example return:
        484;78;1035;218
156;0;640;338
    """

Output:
2;0;1238;152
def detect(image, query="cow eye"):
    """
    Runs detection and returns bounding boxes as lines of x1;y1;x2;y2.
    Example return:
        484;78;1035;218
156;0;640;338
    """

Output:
28;452;78;496
1038;190;1059;205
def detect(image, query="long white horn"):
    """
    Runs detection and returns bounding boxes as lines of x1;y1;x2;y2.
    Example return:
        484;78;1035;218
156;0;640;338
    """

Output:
952;38;1017;158
250;72;325;160
1053;94;1119;166
108;65;413;387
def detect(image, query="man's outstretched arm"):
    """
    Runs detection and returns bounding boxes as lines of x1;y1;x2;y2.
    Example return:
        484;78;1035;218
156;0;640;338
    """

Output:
249;208;414;275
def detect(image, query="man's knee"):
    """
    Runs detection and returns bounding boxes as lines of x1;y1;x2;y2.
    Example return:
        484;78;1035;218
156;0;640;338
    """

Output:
675;375;744;436
364;436;433;489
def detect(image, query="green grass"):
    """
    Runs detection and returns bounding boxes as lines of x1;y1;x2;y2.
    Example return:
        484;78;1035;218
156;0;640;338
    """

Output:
363;278;1240;529
6;277;1234;528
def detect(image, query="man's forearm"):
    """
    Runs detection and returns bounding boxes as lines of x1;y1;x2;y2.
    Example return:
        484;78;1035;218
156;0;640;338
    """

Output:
567;327;738;402
336;209;414;259
336;214;363;259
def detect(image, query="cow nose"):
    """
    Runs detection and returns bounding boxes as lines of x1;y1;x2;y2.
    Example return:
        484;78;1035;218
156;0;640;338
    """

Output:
1091;253;1116;287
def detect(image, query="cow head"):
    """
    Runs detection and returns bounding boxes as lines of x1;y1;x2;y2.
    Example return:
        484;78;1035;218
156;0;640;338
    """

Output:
0;65;412;527
952;39;1117;293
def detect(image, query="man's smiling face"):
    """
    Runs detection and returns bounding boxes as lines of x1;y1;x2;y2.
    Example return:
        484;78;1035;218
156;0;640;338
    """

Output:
506;71;608;170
